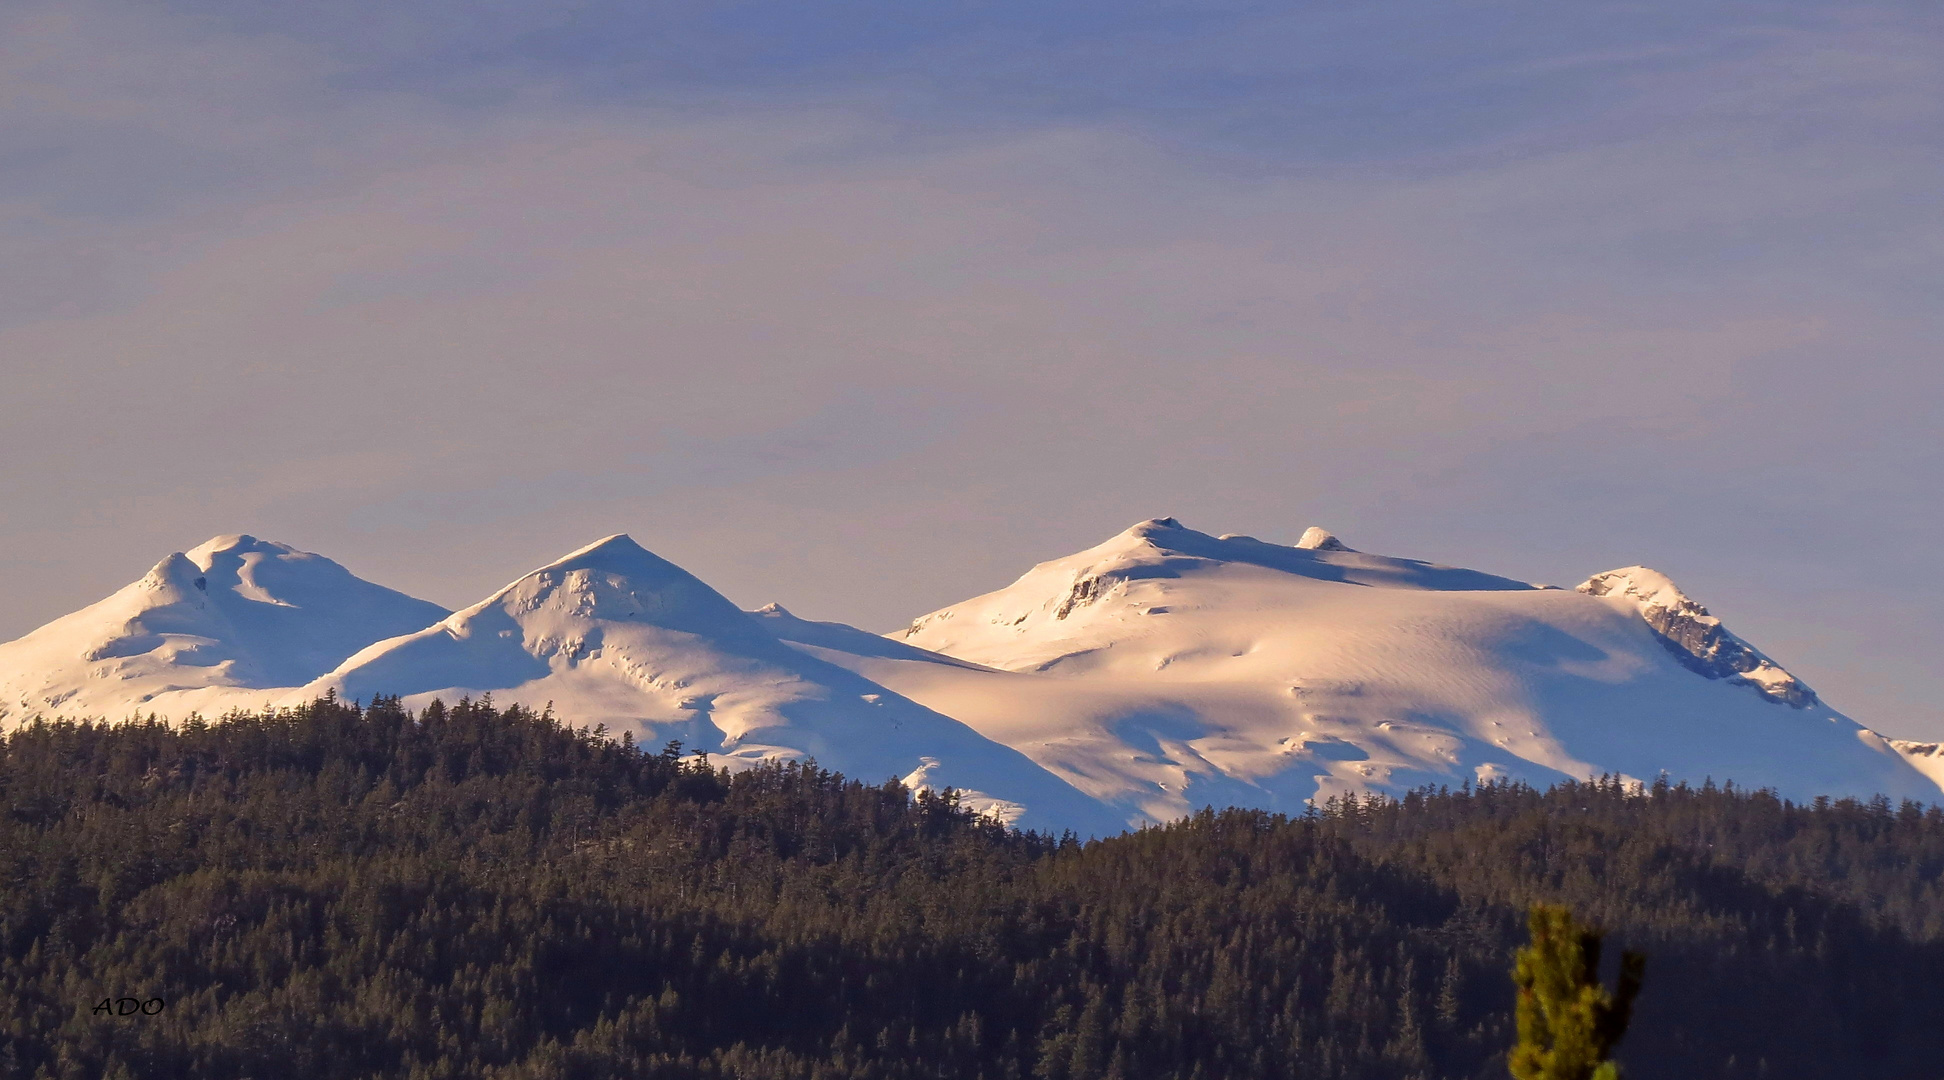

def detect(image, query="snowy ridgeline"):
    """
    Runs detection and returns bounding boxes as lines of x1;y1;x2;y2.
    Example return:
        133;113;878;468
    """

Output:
0;521;1935;833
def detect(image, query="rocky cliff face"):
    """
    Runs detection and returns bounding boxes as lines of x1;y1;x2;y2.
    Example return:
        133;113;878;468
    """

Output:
1577;567;1817;708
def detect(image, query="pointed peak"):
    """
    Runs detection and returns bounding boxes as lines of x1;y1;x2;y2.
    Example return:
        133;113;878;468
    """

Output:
551;533;651;563
488;533;747;623
513;533;695;584
419;532;777;662
1577;566;1697;613
752;602;793;617
1579;565;1815;708
1294;527;1352;552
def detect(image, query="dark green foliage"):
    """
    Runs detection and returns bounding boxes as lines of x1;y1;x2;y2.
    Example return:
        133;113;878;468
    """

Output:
5;698;1944;1079
1510;905;1643;1080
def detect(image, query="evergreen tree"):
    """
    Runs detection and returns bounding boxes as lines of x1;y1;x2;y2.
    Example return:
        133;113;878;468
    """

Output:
1510;905;1645;1080
10;699;1944;1079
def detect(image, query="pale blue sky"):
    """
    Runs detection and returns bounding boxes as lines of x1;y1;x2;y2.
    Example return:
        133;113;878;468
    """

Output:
3;1;1941;734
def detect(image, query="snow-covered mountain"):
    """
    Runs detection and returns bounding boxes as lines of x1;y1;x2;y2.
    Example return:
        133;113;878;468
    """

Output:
1;521;1937;833
300;535;1122;835
823;518;1936;824
0;535;448;724
1577;565;1815;707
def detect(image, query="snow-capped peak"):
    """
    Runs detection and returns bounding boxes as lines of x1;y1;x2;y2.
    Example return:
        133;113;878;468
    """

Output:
0;535;449;723
1578;566;1689;612
1577;566;1816;708
5;524;1941;829
464;532;766;645
1294;527;1352;551
186;533;298;563
1096;517;1184;552
108;536;451;680
897;518;1539;678
304;534;1124;835
548;532;646;562
913;519;1532;632
134;551;209;600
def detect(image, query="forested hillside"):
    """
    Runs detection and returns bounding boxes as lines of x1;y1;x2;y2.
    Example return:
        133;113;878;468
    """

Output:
5;698;1944;1079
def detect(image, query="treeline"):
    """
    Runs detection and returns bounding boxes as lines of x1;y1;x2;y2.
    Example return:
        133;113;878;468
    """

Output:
5;697;1944;1079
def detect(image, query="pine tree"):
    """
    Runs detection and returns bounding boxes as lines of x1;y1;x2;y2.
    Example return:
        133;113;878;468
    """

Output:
1510;905;1645;1080
1436;952;1463;1028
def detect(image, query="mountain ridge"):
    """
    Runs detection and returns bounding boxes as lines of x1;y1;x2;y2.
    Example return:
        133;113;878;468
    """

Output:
0;521;1934;831
296;531;1123;835
1577;565;1817;707
884;519;1934;820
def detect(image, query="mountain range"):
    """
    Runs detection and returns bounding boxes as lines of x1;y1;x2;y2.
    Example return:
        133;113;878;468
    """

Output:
1;521;1934;831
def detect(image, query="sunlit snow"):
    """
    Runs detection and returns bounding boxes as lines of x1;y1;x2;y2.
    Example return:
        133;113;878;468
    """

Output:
1;522;1935;833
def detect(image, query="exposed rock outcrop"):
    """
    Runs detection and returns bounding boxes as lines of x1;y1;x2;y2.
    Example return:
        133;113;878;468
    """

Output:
1578;567;1817;708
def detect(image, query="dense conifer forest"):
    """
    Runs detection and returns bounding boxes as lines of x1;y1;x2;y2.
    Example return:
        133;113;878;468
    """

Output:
5;697;1944;1079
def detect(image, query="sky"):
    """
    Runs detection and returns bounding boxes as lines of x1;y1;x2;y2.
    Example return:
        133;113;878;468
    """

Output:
3;1;1942;735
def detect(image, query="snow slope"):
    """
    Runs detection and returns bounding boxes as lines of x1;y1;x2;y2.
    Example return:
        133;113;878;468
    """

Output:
301;535;1122;835
834;519;1939;825
0;535;449;725
1;522;1935;834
